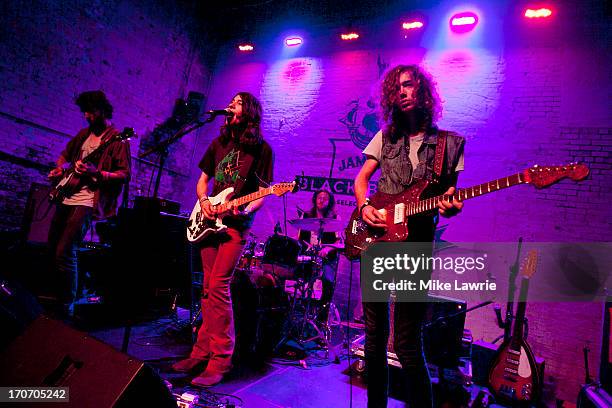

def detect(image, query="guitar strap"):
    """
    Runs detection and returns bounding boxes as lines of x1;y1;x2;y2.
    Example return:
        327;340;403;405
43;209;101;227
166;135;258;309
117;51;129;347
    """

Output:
432;130;447;183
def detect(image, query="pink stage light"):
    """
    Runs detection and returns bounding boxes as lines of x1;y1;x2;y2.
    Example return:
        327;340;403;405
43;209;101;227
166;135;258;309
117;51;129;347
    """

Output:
524;8;552;18
402;21;424;30
238;44;254;52
449;12;479;33
285;37;303;46
340;32;360;41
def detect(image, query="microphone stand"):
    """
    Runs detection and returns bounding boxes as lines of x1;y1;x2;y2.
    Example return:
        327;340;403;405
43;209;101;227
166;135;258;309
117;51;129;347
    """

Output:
119;114;218;353
138;114;218;199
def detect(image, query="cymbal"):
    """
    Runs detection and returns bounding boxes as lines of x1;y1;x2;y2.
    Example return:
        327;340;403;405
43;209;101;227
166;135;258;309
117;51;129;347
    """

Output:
288;217;345;232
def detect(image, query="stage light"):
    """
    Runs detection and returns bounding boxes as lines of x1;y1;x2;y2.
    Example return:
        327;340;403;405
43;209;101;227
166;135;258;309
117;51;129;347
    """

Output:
402;21;424;30
449;12;478;33
340;32;360;41
524;8;552;18
238;44;254;52
285;37;303;46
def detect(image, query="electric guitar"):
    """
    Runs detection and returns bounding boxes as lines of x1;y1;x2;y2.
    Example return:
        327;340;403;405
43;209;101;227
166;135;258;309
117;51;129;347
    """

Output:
186;181;298;243
344;163;589;260
48;127;134;203
489;250;540;404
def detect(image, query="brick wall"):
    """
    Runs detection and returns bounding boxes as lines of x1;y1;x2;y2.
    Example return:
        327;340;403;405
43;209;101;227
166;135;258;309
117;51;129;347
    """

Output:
0;0;610;403
0;0;213;231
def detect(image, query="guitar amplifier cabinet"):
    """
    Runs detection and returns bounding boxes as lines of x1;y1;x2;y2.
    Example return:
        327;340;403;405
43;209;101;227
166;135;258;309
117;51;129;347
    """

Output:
351;295;468;369
21;182;55;244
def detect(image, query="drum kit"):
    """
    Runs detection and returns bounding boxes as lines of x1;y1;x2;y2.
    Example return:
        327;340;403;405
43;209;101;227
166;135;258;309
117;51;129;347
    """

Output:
233;217;345;356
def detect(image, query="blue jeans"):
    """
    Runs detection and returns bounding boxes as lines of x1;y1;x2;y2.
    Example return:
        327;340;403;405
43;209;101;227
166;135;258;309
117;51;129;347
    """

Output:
47;204;92;305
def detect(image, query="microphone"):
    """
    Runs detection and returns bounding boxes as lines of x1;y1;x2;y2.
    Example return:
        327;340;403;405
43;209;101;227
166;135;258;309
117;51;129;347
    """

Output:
206;109;234;117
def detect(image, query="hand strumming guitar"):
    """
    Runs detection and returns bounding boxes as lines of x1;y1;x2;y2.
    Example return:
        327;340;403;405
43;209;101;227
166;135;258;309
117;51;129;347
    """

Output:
361;205;387;229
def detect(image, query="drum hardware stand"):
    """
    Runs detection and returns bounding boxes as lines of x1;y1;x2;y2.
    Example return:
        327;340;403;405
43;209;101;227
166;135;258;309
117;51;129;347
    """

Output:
273;228;341;359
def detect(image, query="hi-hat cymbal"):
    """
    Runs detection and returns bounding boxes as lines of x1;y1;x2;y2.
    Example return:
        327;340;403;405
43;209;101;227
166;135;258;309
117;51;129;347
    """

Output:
288;217;345;232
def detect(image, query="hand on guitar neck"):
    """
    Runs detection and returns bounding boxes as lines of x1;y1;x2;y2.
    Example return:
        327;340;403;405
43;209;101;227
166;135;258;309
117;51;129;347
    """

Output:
437;186;463;217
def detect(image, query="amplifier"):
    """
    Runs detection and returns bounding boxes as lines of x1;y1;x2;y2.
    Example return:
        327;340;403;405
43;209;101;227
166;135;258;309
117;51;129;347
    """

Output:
134;196;181;215
351;295;469;369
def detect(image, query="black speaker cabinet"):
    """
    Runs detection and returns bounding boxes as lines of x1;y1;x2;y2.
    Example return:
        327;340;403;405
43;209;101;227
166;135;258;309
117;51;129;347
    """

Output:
0;316;176;407
21;182;56;244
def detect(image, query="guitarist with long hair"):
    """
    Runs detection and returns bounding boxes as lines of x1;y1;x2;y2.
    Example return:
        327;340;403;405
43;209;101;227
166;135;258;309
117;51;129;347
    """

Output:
173;92;274;387
47;90;131;316
354;65;465;407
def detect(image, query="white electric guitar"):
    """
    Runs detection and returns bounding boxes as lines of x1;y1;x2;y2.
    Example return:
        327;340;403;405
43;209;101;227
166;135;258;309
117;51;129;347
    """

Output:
186;181;297;243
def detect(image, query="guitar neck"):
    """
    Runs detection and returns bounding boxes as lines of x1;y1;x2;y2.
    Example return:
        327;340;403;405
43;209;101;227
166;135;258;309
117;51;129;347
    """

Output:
82;137;116;165
407;172;525;216
512;278;531;341
217;186;276;211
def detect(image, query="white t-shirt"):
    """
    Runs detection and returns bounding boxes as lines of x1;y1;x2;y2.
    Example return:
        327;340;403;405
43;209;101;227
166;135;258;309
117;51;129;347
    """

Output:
63;133;101;207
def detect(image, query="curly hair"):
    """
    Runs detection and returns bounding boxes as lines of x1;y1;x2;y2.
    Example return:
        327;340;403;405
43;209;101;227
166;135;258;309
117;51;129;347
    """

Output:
307;189;336;218
75;90;113;119
380;65;441;137
220;92;263;146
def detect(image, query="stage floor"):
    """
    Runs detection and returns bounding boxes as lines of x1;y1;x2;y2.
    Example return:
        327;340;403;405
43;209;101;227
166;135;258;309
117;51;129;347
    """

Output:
86;308;406;408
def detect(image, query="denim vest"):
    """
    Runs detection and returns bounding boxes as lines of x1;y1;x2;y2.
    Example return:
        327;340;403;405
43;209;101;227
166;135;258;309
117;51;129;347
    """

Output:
378;127;465;195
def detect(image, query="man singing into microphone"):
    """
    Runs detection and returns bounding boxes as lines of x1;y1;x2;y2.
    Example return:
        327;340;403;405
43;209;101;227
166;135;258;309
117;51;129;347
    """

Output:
173;92;274;387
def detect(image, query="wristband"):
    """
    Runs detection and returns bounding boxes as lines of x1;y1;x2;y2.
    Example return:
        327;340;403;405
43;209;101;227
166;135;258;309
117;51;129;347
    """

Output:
199;195;209;204
359;199;372;217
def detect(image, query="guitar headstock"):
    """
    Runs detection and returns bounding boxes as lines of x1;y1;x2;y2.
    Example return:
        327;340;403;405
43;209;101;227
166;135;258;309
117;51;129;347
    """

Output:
272;181;298;196
520;250;539;279
523;162;589;188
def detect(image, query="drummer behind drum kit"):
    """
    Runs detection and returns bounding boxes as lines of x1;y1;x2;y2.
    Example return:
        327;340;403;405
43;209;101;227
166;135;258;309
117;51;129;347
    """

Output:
233;216;346;356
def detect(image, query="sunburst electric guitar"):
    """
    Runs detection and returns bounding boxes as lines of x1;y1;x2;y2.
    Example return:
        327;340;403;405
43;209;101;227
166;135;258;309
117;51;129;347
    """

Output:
186;181;298;243
344;163;589;260
489;250;540;404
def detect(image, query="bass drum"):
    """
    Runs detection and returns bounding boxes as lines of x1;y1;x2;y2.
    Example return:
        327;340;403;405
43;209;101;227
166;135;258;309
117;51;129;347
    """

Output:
262;235;305;279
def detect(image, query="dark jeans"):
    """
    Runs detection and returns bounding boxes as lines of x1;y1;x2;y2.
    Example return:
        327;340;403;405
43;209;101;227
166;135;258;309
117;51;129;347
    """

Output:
47;204;92;305
363;300;432;408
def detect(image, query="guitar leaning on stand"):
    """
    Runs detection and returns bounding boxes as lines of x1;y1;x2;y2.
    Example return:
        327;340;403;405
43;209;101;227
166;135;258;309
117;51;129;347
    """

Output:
186;181;298;243
488;250;541;405
344;163;589;260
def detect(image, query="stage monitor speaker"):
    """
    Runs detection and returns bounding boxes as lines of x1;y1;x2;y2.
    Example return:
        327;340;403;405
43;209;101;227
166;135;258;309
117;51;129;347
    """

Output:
21;182;55;244
0;316;176;407
0;278;42;350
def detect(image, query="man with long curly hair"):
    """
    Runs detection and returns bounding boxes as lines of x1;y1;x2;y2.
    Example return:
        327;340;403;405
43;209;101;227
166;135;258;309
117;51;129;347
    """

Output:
354;65;465;407
173;92;274;387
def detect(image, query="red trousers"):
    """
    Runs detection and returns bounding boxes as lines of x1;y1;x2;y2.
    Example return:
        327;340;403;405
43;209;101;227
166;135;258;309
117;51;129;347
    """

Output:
190;227;246;374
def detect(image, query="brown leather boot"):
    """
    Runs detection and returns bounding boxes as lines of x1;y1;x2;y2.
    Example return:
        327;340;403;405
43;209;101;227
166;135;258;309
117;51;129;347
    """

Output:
172;357;208;374
190;370;224;387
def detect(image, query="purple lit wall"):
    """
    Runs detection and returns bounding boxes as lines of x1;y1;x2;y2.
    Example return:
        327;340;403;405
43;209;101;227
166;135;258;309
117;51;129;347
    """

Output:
0;0;610;402
190;0;611;401
0;0;213;230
